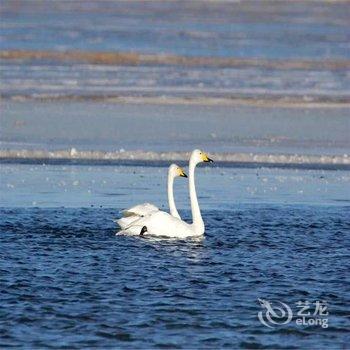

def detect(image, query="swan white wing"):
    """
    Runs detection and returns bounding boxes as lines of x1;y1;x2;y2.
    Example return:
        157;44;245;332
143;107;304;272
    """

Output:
116;216;141;229
121;203;159;217
116;202;159;229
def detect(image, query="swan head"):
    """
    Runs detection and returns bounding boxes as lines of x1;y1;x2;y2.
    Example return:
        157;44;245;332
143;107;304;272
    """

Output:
190;149;213;165
169;163;187;178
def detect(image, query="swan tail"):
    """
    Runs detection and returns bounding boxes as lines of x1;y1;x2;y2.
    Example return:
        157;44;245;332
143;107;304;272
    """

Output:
121;203;159;217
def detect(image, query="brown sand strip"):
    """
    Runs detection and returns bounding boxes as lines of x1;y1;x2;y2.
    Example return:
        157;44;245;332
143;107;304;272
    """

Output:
2;50;350;70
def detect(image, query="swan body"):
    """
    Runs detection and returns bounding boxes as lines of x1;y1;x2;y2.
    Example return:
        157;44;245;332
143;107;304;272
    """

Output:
116;164;186;230
121;211;194;238
118;149;213;238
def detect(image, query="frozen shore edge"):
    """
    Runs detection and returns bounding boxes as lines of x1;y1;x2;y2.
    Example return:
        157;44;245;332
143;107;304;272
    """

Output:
1;149;349;170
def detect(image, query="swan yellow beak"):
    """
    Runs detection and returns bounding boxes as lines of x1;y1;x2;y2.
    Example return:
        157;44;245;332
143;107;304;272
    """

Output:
178;167;187;177
202;152;214;163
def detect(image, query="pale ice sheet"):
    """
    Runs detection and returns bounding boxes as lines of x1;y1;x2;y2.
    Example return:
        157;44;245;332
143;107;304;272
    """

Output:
1;164;349;208
1;101;349;157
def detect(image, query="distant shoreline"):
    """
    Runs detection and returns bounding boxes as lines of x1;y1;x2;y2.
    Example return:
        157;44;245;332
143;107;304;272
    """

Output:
2;94;349;108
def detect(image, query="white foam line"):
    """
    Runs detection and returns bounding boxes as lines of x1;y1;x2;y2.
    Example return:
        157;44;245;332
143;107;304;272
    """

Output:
0;149;349;166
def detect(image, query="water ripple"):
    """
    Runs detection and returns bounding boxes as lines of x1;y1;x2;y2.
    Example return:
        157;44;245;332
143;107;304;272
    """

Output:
0;206;349;348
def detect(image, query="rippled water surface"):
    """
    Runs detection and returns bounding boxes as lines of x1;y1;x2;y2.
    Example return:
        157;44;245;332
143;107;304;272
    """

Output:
1;1;350;347
2;0;349;59
1;0;350;104
1;205;349;349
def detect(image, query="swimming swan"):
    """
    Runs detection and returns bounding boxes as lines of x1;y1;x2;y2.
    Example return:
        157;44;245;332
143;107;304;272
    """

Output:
116;164;187;230
119;149;213;238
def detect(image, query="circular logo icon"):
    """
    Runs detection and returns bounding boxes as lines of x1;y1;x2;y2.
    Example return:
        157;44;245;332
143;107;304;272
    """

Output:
258;298;293;328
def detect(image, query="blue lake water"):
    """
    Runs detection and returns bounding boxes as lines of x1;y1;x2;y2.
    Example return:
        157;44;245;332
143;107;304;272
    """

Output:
1;0;350;104
1;164;350;348
1;1;350;348
1;0;349;59
1;205;349;349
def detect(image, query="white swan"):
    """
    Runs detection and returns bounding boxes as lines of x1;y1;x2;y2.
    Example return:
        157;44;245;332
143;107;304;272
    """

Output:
116;164;187;230
118;149;213;238
167;164;187;219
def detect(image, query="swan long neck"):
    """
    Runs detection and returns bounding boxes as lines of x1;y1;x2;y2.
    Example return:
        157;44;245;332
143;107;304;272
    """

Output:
168;171;180;219
189;158;204;232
